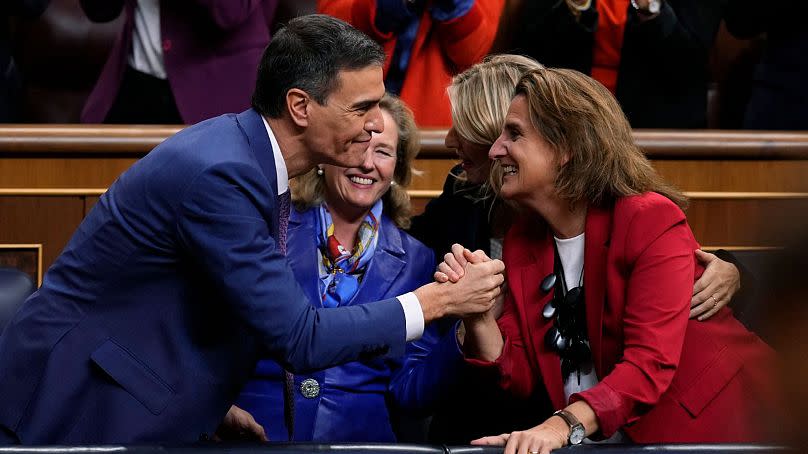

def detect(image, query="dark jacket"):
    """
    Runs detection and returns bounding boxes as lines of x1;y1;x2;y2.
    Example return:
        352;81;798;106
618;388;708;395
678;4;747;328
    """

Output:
509;0;727;128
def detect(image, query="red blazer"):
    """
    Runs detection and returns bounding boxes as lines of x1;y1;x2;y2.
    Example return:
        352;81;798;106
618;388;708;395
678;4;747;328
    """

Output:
318;0;503;127
470;193;777;442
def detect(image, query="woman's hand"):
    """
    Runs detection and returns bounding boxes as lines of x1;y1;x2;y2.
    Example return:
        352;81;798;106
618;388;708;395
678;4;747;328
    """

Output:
434;243;475;283
471;420;568;454
691;249;741;321
434;244;506;320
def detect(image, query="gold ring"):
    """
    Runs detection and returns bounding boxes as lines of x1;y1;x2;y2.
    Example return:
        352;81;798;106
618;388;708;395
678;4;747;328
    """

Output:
529;451;540;454
710;296;718;306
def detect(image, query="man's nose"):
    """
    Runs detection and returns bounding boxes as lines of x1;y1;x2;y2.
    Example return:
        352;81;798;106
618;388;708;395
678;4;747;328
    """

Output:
366;105;384;134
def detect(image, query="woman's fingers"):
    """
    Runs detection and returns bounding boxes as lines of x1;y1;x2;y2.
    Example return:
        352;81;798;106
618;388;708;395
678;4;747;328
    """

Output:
433;271;449;283
470;433;509;446
435;260;462;282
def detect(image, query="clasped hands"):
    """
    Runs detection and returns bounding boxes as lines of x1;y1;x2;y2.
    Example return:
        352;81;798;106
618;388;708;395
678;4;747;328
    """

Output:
433;243;506;320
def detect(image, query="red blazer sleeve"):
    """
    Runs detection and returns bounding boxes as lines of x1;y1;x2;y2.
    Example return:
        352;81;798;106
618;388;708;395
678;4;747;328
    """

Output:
571;199;695;437
434;0;505;70
317;0;394;41
465;290;536;399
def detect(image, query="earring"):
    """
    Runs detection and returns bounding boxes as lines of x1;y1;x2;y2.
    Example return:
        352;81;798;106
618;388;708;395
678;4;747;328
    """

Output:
316;167;324;176
390;181;396;186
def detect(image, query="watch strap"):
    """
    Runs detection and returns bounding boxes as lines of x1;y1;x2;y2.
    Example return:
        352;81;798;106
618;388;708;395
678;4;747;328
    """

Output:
552;409;584;444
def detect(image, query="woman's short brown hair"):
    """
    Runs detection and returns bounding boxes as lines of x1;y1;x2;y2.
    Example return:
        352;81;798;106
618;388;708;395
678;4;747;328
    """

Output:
291;93;421;229
507;68;686;209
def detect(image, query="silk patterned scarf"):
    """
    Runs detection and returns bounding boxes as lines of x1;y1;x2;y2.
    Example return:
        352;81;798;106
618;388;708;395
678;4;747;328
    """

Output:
316;200;382;308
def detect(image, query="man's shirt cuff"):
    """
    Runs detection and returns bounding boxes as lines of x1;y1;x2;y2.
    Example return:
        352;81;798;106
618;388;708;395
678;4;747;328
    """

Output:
397;292;425;341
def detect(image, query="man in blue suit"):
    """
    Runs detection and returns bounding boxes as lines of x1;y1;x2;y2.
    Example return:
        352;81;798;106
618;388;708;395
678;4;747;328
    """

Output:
0;15;504;444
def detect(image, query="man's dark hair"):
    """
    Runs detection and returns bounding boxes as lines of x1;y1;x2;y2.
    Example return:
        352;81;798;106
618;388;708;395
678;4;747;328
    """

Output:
252;14;386;118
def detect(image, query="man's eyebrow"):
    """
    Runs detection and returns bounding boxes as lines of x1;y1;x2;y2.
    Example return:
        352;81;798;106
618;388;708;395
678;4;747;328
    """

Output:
350;99;381;110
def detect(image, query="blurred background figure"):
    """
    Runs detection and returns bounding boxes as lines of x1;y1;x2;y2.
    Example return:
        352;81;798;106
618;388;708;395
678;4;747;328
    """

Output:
724;0;808;130
79;0;279;124
318;0;504;127
0;0;50;122
494;0;727;128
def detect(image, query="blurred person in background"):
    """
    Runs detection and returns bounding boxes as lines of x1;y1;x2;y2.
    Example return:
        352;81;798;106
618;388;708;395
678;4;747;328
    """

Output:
498;0;727;128
0;0;50;122
318;0;504;127
725;0;808;130
79;0;278;124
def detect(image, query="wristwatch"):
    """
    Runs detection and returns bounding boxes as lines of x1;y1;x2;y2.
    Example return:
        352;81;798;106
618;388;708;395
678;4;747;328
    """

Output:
553;409;586;445
630;0;662;15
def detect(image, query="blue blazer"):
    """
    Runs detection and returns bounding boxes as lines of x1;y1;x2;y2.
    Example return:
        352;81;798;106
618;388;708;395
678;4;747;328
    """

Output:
0;109;407;444
236;207;465;442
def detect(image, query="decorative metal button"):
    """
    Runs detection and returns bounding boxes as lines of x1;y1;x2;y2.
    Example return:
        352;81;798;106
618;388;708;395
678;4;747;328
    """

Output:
299;378;320;398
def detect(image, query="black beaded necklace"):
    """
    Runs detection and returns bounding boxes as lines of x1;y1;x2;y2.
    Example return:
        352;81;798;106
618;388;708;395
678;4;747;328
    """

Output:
542;242;592;382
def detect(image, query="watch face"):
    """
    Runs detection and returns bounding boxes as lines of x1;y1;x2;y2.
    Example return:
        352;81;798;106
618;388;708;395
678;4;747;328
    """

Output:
570;425;586;445
649;0;661;14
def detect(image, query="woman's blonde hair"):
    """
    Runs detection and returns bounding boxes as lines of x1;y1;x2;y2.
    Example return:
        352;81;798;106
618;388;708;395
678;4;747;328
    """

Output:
507;68;686;209
448;54;544;150
291;93;421;229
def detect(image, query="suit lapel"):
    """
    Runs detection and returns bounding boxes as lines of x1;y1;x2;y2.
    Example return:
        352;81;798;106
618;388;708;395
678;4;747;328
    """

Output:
584;205;611;377
286;209;321;307
236;108;281;237
350;217;405;305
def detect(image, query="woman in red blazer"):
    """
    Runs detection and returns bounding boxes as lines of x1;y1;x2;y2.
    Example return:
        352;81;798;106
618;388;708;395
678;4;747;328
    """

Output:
442;68;777;453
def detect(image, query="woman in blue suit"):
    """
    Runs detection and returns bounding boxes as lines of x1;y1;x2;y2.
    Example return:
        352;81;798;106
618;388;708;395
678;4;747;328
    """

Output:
235;94;462;442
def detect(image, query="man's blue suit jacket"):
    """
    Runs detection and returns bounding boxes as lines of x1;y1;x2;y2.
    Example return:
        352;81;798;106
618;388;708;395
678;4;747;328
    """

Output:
0;109;407;444
236;207;465;441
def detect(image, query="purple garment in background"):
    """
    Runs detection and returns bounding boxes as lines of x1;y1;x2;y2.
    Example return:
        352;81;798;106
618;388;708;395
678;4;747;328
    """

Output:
81;0;279;124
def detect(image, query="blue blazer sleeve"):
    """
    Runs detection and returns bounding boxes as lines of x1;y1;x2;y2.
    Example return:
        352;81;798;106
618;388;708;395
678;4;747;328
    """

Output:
175;162;407;373
386;244;466;413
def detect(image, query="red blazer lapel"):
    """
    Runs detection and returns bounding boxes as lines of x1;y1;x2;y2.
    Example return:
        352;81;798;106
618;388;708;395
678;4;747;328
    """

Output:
584;205;612;377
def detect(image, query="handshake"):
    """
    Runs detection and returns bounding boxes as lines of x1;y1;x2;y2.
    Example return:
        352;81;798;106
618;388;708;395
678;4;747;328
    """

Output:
414;244;506;323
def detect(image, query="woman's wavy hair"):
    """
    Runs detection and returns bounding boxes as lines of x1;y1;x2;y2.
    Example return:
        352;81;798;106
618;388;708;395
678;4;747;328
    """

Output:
503;68;687;209
448;54;544;183
291;93;421;229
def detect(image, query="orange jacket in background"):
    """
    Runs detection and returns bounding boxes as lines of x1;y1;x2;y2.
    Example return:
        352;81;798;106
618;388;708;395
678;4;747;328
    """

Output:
318;0;504;127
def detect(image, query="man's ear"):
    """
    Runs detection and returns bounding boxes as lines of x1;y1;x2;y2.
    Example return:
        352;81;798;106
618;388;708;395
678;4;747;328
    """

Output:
286;88;310;127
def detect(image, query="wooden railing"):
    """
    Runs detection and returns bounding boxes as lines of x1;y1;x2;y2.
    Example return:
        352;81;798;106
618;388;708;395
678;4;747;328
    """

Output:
3;125;808;158
3;125;808;272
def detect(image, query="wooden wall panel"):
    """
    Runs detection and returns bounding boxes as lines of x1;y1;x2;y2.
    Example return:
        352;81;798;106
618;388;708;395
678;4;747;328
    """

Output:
653;160;808;192
0;157;137;188
0;197;85;271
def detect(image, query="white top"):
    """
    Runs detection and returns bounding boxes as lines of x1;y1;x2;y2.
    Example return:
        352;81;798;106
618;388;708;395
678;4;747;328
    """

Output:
128;0;167;79
260;116;424;342
554;232;624;443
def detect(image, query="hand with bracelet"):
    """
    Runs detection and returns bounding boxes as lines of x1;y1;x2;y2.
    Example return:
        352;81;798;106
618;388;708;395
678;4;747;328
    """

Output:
631;0;663;18
471;401;599;454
